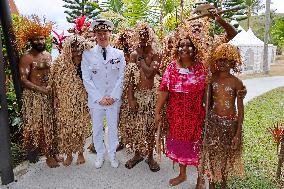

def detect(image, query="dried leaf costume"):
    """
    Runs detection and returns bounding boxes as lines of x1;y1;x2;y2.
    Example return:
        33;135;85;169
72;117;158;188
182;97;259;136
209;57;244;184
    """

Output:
17;16;55;155
201;44;244;182
160;32;176;76
130;22;159;53
119;23;160;155
21;90;55;156
120;65;160;155
49;35;90;155
185;16;228;64
113;29;133;63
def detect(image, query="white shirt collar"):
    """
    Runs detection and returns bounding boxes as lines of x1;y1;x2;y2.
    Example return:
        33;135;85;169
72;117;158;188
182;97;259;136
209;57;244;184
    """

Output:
97;44;111;51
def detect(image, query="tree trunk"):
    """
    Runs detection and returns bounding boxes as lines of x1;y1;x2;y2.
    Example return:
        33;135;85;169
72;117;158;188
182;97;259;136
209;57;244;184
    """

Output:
159;0;164;40
247;9;251;29
263;0;271;74
0;31;14;186
180;0;184;23
276;135;284;179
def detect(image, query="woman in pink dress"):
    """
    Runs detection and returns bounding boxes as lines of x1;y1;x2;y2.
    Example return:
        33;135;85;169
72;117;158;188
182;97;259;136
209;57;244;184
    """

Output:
155;32;207;186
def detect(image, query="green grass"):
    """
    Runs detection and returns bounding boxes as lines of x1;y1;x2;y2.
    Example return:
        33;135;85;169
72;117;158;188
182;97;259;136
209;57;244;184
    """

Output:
229;87;284;189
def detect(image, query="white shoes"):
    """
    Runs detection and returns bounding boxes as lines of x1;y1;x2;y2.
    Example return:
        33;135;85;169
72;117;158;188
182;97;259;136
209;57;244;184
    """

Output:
95;157;119;168
110;158;119;168
95;158;104;169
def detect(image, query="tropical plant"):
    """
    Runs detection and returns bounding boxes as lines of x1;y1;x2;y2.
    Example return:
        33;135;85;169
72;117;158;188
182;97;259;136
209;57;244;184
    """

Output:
100;0;124;14
52;31;67;53
271;16;284;51
99;0;195;36
157;0;194;34
122;0;161;26
63;0;102;23
99;0;128;33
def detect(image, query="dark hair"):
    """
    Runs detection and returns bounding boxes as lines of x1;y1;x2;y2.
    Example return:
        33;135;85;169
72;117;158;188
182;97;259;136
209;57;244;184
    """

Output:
172;35;196;60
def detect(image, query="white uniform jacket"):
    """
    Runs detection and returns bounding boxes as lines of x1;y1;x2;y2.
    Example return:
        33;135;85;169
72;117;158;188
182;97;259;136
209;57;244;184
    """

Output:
81;45;126;109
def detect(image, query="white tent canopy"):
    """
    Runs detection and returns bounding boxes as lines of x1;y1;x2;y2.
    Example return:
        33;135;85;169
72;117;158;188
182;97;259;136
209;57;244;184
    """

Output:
229;28;277;73
246;28;264;45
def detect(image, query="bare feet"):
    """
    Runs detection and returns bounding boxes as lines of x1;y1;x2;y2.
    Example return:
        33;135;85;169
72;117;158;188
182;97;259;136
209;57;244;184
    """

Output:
220;181;228;189
116;142;124;152
209;182;216;189
46;157;60;168
125;154;144;169
76;152;85;165
55;155;64;162
87;143;97;154
169;175;187;186
27;149;39;163
145;158;160;172
63;154;73;166
195;176;206;189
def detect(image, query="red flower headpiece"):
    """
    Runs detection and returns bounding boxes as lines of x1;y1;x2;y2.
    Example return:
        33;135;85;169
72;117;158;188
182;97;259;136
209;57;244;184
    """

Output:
68;15;90;35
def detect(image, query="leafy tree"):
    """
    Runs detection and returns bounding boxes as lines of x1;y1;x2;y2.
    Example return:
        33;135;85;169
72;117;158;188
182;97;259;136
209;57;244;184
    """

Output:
100;0;124;14
99;0;162;33
99;0;265;37
271;16;284;52
122;0;161;26
222;0;247;20
99;0;128;33
100;0;195;36
243;0;265;28
63;0;101;23
238;10;277;42
197;0;245;35
201;0;264;35
157;0;194;34
203;0;264;22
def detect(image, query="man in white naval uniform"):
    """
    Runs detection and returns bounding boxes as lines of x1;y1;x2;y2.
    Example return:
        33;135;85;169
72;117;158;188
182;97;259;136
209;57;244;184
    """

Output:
81;19;126;168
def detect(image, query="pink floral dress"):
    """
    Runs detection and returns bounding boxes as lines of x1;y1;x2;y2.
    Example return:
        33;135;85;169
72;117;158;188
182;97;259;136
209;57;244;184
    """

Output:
159;61;207;166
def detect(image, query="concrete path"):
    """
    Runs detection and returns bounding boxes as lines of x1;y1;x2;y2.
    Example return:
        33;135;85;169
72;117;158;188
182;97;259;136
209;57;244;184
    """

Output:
243;76;284;104
1;76;284;189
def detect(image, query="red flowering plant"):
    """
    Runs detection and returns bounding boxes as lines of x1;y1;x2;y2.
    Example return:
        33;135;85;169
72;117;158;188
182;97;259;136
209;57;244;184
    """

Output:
52;30;67;53
68;15;90;36
268;122;284;155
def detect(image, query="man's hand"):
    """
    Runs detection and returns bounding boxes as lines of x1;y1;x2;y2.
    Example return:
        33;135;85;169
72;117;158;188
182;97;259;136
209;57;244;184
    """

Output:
40;86;51;95
99;97;113;106
237;86;247;99
208;7;221;21
128;98;138;112
53;97;59;109
105;96;115;105
99;97;115;106
136;57;145;68
155;112;162;129
46;86;52;95
205;72;212;85
99;97;108;106
151;61;159;70
231;134;241;150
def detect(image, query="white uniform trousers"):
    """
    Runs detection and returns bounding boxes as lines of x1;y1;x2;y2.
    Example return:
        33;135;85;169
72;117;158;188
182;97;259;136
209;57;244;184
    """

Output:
90;107;119;160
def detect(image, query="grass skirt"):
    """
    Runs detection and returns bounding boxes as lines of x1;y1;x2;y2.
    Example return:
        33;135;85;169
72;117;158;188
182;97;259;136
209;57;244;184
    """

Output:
200;111;244;182
22;89;54;156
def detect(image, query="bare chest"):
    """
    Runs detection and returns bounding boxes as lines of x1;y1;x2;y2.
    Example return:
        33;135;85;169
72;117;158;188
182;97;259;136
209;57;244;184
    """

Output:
212;80;235;97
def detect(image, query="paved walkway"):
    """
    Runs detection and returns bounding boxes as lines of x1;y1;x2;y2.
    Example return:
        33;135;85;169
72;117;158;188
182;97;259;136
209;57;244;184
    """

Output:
2;76;284;189
243;76;284;104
